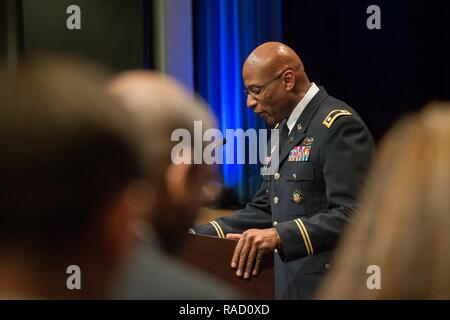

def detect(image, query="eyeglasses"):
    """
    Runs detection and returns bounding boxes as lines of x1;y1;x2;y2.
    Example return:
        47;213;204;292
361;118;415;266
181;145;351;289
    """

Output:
243;69;291;98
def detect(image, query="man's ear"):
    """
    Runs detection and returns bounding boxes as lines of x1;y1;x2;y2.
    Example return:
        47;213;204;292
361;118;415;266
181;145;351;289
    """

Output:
102;180;155;260
283;70;296;91
165;163;192;207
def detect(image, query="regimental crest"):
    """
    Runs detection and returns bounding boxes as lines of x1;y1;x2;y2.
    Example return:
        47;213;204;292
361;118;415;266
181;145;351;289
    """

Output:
292;191;304;204
302;137;314;146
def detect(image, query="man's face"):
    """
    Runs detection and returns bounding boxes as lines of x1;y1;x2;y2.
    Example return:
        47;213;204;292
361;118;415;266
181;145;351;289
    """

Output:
242;64;290;126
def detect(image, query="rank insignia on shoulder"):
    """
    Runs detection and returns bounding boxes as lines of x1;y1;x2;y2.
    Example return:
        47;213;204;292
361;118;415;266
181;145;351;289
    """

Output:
288;145;311;161
322;109;352;128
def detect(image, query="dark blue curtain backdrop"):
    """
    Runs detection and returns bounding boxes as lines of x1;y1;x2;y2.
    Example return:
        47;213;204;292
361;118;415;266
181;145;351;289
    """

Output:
194;0;282;201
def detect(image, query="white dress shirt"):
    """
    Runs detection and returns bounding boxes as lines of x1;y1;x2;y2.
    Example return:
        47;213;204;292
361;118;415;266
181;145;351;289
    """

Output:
286;83;320;134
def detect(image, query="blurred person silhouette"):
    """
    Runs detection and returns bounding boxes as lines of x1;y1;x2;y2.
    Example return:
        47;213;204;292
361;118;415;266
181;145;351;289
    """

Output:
318;102;450;299
0;57;150;299
109;71;236;299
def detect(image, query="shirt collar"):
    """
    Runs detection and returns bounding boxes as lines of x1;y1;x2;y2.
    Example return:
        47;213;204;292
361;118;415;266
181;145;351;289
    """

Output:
286;83;319;133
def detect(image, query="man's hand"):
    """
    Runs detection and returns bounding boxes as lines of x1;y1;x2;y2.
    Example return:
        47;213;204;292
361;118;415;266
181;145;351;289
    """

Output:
226;228;281;279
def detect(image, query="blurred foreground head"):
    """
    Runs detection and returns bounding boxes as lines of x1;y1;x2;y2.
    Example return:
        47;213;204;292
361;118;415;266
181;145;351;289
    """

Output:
0;57;149;299
109;71;217;254
319;102;450;299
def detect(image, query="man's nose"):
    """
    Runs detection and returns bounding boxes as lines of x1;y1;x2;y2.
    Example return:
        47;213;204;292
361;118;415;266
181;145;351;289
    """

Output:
247;94;257;109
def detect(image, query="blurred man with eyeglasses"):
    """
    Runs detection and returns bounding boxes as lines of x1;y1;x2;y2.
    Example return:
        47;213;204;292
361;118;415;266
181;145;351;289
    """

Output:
109;71;236;299
192;42;375;299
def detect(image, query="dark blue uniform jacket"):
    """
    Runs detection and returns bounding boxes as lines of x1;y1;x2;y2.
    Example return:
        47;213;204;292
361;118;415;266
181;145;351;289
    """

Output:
193;87;375;299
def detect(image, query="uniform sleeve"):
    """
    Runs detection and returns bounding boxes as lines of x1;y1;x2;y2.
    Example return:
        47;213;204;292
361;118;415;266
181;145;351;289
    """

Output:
274;115;375;261
192;177;273;238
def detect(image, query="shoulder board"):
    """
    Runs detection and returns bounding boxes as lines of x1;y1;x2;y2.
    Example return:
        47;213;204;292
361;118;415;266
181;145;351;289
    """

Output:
322;109;352;128
274;123;280;129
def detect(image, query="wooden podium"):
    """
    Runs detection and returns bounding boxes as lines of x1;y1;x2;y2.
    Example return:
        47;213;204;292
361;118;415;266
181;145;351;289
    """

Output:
178;234;274;299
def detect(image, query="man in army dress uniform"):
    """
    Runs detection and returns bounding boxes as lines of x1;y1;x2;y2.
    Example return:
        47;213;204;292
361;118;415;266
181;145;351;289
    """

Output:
192;42;375;299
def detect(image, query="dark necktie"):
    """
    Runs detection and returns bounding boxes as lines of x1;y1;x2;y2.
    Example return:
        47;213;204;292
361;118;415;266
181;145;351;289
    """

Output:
265;125;288;171
278;124;289;153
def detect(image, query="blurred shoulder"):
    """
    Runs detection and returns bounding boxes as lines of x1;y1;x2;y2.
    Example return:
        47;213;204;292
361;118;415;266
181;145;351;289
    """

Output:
113;243;238;300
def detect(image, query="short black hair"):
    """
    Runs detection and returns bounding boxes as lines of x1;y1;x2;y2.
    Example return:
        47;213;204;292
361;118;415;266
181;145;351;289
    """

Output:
0;57;143;253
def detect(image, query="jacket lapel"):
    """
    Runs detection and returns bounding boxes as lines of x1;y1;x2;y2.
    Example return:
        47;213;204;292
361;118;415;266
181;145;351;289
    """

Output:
279;87;329;165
